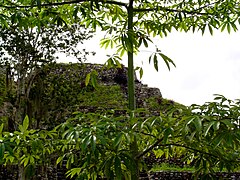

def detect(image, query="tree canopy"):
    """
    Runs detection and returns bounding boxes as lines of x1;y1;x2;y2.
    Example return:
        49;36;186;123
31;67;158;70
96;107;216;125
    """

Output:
1;0;239;35
0;22;94;131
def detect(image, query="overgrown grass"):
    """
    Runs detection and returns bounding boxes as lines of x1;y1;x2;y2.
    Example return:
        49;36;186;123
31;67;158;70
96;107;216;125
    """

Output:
78;85;127;109
151;163;240;173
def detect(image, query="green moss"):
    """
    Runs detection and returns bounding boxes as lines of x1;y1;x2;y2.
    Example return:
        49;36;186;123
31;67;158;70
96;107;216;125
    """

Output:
39;63;127;111
78;85;127;109
30;63;129;127
26;62;186;127
151;163;195;172
145;96;186;113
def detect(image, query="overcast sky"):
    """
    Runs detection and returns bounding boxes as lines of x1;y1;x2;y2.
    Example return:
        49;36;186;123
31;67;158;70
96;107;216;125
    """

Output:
59;30;240;106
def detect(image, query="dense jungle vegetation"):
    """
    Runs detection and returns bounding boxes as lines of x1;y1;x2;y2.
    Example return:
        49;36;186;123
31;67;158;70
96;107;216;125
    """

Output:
0;63;240;180
0;0;240;179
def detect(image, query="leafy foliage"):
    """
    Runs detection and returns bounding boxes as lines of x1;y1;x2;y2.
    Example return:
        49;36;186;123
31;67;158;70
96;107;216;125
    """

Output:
0;95;239;179
0;23;94;130
56;95;240;179
181;95;240;176
0;116;57;179
0;23;93;71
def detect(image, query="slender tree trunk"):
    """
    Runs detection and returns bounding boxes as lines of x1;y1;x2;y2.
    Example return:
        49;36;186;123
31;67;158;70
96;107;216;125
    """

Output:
127;4;136;111
127;2;139;179
130;135;139;180
16;63;28;180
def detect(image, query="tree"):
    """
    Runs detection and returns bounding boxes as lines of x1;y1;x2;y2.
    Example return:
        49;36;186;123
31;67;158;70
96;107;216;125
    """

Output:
0;23;94;131
0;0;239;179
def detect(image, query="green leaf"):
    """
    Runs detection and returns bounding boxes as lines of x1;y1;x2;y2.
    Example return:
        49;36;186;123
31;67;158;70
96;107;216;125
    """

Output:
221;23;227;32
29;156;35;164
212;133;224;148
213;121;220;131
193;117;202;132
114;133;123;149
208;24;213;35
143;38;148;47
123;133;130;144
91;74;98;88
100;38;110;49
203;121;215;136
138;37;142;47
153;54;158;71
231;22;238;31
23;115;29;131
188;131;196;142
82;135;91;151
139;67;143;79
222;119;234;128
185;117;195;125
159;53;176;71
163;127;173;144
73;6;79;19
103;156;114;179
0;143;5;160
119;47;126;57
148;54;152;64
85;72;91;86
227;23;231;33
66;168;81;178
0;124;3;138
21;156;29;167
56;156;63;165
224;133;233;147
114;156;122;180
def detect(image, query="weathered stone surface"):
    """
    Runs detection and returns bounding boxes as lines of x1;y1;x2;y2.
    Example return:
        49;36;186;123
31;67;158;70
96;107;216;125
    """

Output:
0;62;177;129
67;63;162;99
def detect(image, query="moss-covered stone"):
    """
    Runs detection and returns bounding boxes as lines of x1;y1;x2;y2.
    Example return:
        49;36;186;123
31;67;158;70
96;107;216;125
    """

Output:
78;85;127;109
1;62;185;128
145;96;185;113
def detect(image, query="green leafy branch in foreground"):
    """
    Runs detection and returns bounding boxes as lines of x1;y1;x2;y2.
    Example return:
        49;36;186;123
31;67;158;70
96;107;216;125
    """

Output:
0;116;58;178
0;95;239;179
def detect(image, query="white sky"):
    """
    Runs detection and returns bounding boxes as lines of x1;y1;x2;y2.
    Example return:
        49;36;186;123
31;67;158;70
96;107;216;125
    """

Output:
59;30;240;106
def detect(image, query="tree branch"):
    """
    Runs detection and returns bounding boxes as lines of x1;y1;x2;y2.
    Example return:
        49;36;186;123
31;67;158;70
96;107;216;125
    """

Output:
0;0;128;9
133;1;220;17
136;139;228;162
134;6;209;16
138;131;158;138
136;137;163;159
129;0;133;8
136;129;219;159
161;143;219;158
